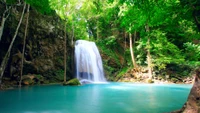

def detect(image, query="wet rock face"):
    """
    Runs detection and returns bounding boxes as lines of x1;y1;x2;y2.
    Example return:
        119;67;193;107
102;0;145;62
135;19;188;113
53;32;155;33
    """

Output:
23;11;66;74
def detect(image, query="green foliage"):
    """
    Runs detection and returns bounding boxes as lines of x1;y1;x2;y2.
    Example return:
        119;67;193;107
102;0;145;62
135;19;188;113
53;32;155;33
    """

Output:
96;38;124;80
57;57;63;66
166;63;192;77
96;39;121;66
43;70;64;83
54;70;64;81
116;67;130;79
184;42;200;61
49;0;93;40
183;42;200;67
150;30;185;70
25;0;54;14
105;36;117;47
6;0;17;4
35;74;43;80
30;0;200;80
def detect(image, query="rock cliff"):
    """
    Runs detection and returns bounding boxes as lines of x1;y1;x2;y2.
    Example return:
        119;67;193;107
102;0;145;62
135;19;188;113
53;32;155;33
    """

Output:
0;3;73;87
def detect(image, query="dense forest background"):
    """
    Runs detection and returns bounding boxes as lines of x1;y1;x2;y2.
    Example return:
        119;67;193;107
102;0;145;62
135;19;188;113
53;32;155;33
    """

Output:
0;0;200;87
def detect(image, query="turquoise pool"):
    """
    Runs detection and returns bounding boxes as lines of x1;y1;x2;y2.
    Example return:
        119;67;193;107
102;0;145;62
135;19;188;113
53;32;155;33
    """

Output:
0;82;192;113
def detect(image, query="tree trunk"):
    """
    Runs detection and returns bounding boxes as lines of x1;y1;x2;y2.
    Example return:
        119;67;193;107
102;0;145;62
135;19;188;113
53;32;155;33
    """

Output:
0;3;26;86
146;24;152;79
64;22;67;83
0;6;11;41
19;4;30;87
70;21;74;46
181;68;200;113
96;21;99;39
172;68;200;113
124;31;127;49
133;31;138;68
71;22;75;76
193;11;200;32
129;32;137;68
123;31;127;66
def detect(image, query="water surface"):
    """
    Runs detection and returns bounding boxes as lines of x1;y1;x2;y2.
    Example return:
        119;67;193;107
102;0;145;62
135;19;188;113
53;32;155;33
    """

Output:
0;83;192;113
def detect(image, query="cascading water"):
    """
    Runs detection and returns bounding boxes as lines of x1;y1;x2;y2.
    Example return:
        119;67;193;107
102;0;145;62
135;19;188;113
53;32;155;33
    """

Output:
75;40;106;83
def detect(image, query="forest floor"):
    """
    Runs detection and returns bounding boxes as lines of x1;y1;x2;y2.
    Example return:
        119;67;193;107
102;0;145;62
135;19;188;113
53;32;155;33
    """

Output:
118;68;194;84
118;77;194;84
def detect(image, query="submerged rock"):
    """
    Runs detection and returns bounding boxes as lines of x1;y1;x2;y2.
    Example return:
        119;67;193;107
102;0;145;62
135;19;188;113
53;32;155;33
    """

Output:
63;78;81;86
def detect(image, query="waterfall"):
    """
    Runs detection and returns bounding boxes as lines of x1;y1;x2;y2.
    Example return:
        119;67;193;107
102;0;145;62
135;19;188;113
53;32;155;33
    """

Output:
75;40;106;83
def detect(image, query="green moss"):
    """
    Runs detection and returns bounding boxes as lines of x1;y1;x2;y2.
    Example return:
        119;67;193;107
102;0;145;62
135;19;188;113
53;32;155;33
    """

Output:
42;70;64;83
96;38;133;82
96;40;121;66
34;74;44;84
63;78;81;86
43;80;50;84
57;58;63;65
54;70;64;81
35;74;43;79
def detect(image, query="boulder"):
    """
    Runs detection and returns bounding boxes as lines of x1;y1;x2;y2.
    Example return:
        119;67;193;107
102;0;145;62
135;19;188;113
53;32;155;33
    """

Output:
146;79;154;83
22;74;44;85
63;78;81;86
22;75;34;85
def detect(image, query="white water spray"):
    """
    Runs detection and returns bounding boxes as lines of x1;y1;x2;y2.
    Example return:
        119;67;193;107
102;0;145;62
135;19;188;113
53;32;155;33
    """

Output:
75;40;106;83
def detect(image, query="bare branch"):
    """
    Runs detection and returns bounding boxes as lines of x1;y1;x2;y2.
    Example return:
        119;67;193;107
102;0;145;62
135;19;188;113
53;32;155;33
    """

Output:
0;3;26;85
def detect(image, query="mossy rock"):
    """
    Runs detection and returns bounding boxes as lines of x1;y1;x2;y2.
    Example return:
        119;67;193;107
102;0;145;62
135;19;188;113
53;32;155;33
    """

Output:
22;75;34;85
63;78;81;86
147;79;154;83
22;74;45;85
171;78;179;83
43;80;50;84
22;78;34;85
